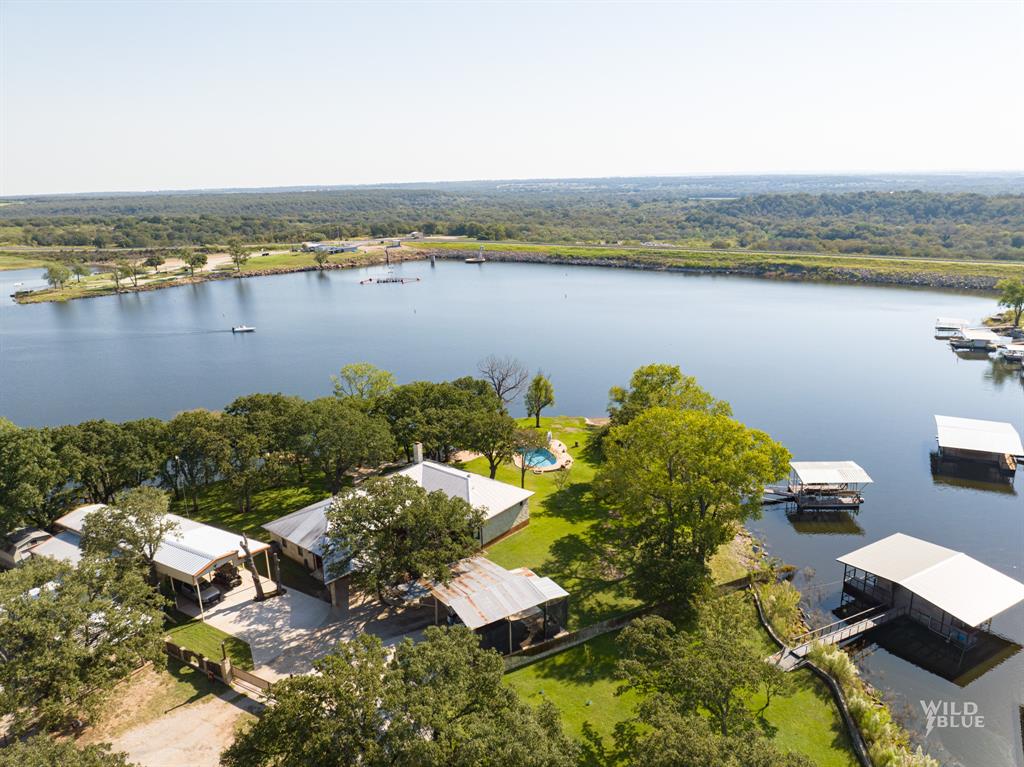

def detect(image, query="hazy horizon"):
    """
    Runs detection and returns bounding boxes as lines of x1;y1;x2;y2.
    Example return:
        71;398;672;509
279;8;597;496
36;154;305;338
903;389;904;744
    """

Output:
3;1;1022;196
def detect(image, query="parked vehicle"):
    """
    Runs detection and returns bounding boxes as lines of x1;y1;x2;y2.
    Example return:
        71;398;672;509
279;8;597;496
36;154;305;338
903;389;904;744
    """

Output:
174;578;223;607
213;562;242;590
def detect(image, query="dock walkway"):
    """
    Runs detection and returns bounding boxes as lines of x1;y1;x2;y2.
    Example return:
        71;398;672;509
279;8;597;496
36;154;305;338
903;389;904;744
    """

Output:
769;606;905;671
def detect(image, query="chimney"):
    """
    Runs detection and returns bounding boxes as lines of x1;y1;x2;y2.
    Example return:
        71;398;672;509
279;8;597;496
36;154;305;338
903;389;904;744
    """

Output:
413;442;424;464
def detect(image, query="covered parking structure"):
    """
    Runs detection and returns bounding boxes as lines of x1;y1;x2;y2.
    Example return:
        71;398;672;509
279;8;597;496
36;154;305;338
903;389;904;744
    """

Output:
423;557;568;655
49;504;272;621
838;533;1024;651
934;415;1023;476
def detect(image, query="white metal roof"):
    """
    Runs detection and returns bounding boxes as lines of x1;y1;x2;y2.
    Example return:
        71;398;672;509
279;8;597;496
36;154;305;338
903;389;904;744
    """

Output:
263;462;534;554
393;461;533;520
262;498;332;555
52;505;269;582
428;556;568;630
790;461;872;485
958;327;1001;342
934;415;1024;456
28;531;84;565
838;533;1024;627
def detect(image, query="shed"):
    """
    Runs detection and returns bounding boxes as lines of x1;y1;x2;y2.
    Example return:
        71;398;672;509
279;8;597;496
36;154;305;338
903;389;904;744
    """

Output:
425;556;568;654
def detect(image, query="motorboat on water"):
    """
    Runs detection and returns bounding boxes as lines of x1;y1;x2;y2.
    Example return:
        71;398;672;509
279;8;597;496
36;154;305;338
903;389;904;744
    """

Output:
991;343;1024;365
231;325;255;333
934;317;968;338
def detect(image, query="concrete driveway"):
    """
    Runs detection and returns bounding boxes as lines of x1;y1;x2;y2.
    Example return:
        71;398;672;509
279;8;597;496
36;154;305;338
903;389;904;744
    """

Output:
177;572;433;680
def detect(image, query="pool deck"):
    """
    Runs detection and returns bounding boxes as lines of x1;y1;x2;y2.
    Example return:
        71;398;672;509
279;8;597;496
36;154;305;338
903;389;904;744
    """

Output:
514;439;574;473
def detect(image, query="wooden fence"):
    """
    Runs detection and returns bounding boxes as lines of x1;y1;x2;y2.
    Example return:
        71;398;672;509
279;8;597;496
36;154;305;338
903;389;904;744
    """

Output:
163;638;272;693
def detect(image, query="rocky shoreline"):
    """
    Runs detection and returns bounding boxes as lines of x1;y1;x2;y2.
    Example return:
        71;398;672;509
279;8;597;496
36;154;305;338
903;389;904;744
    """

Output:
424;248;1004;291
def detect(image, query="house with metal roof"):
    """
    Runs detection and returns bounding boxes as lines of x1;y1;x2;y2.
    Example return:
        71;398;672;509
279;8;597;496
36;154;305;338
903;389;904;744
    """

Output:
838;533;1024;650
262;454;534;611
422;556;568;654
41;504;271;620
934;415;1023;476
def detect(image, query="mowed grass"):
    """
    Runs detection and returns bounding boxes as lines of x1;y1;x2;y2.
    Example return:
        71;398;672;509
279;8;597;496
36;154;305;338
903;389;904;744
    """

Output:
165;611;254;670
171;469;331;596
505;597;858;767
459;416;642;629
0;252;51;270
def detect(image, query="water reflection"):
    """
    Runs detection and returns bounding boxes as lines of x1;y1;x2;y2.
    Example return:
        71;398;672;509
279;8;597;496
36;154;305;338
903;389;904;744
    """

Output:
782;509;865;535
930;452;1018;494
857;619;1022;688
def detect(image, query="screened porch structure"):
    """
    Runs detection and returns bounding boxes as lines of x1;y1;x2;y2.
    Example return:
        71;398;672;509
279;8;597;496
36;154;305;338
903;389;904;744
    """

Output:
424;557;569;655
838;533;1024;651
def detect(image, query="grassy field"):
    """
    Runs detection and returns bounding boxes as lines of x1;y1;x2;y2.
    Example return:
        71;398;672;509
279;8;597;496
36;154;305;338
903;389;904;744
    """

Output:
172;470;331;596
165;610;254;669
412;240;1022;285
0;252;51;270
505;597;858;767
460;416;643;629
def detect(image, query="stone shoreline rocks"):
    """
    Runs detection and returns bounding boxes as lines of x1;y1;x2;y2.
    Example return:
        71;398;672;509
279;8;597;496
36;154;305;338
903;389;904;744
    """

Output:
424;248;1004;292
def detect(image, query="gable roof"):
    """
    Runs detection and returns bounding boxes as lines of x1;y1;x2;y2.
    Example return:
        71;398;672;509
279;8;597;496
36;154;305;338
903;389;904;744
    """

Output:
263;462;533;554
838;533;1024;627
790;461;872;485
393;460;533;520
427;556;569;629
51;505;269;582
935;415;1024;456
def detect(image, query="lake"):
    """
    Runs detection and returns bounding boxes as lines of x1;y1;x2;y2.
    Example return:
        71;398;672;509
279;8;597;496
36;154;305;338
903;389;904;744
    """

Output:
1;260;1022;765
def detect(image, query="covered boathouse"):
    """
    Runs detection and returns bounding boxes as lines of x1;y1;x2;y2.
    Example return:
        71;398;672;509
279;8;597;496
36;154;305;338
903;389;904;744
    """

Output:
422;556;569;655
838;533;1024;650
934;415;1023;477
763;461;873;511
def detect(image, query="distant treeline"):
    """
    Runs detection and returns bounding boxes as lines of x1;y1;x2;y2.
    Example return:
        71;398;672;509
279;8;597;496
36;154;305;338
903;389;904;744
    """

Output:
2;184;1024;260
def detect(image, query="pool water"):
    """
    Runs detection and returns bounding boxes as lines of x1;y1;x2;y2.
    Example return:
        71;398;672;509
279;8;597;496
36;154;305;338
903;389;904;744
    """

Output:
521;447;557;468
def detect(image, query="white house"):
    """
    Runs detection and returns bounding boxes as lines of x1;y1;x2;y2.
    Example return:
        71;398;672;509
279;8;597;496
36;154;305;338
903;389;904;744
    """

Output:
262;455;533;611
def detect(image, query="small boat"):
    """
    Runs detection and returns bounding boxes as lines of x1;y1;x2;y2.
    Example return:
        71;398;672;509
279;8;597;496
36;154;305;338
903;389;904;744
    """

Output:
934;317;968;339
231;325;255;333
465;246;486;264
992;344;1024;364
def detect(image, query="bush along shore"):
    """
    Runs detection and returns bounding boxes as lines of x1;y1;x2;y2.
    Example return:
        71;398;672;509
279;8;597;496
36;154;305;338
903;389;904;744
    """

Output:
11;253;395;304
420;246;1015;291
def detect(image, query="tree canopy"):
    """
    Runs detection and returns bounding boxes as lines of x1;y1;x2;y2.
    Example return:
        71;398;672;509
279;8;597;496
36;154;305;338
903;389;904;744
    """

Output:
222;627;579;767
0;556;164;733
525;372;555;427
996;277;1024;326
0;736;138;767
597;406;789;602
325;475;484;605
80;486;177;583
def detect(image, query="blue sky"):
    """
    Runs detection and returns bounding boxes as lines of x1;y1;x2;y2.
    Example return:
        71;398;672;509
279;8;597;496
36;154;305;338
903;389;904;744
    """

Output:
2;1;1022;195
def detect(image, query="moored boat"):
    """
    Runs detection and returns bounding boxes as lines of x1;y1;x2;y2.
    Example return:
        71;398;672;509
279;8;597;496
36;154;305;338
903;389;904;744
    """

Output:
232;325;255;333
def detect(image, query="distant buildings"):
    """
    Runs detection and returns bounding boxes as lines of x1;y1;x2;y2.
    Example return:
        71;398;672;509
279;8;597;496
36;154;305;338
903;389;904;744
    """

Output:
301;242;359;254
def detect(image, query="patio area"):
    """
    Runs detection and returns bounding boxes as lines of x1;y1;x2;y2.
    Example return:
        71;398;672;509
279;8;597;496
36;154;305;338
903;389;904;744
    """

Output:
176;569;434;680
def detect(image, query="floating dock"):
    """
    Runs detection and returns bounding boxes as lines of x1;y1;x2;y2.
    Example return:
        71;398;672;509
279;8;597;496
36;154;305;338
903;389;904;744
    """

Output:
763;461;872;511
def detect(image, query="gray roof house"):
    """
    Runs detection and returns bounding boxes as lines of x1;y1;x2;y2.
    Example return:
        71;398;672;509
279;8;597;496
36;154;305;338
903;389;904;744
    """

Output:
262;458;534;612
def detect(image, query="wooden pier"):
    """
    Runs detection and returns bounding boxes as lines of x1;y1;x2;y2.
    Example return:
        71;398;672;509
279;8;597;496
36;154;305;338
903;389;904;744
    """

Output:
769;605;906;671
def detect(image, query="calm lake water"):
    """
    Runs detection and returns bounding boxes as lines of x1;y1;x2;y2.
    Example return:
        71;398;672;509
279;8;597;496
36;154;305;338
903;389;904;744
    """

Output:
1;261;1022;765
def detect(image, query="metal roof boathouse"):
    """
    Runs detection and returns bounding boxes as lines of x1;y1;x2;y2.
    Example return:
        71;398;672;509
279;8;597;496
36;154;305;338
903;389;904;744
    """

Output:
764;461;873;511
934;415;1024;476
838;533;1024;651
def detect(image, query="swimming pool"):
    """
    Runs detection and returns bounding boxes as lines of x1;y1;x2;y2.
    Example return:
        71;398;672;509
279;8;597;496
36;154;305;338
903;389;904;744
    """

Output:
520;447;558;468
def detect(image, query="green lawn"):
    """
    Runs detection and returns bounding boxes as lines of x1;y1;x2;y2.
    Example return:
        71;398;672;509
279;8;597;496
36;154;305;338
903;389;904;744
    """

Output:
505;598;857;767
459;417;642;629
0;252;51;270
165;610;254;670
171;469;330;596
